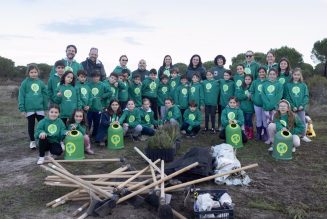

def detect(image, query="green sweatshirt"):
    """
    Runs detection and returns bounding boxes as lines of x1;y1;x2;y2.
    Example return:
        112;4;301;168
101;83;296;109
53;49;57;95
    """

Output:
118;80;129;102
219;79;235;108
50;59;83;76
53;84;81;119
67;123;87;135
174;83;189;109
112;66;131;75
261;80;283;111
244;61;260;79
221;106;244;128
169;76;180;100
128;82;142;107
202;79;219;106
284;82;309;111
165;105;182;125
88;81;111;112
235;86;254;113
142;78;159;98
35;117;67;143
104;80;125;103
249;78;265;107
274;114;305;135
158;82;170;106
210;66;226;80
233;74;245;90
118;108;141;128
189;82;204;107
75;81;91;109
18;77;48;112
47;74;61;103
183;108;202;128
140;108;158;128
278;72;292;85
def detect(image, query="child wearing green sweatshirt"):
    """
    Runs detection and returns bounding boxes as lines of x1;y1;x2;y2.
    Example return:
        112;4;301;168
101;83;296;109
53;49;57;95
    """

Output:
261;68;283;144
142;69;160;119
219;97;247;143
189;72;204;109
202;70;219;133
119;99;143;141
158;74;170;120
48;60;65;104
18;64;48;149
284;68;311;142
235;74;254;139
76;70;91;112
169;67;180;103
164;98;182;126
181;101;202;137
35;105;67;164
266;99;305;152
53;71;81;124
140;98;158;137
278;58;292;86
128;74;142;107
234;64;246;91
104;72;126;105
174;75;189;116
219;70;235;109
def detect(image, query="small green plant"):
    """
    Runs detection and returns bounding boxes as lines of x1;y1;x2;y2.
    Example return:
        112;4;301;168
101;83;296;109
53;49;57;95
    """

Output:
147;129;173;149
161;123;180;142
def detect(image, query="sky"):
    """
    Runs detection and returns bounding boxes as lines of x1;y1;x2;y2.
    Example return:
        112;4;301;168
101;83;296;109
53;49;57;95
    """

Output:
1;0;327;73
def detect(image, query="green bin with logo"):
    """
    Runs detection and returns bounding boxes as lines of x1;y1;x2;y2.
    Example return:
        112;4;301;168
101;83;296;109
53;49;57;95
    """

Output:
273;130;293;160
108;123;124;150
226;124;243;148
64;130;84;160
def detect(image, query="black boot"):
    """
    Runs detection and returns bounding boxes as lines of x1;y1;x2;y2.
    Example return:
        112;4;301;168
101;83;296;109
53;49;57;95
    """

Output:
256;126;262;141
261;127;269;142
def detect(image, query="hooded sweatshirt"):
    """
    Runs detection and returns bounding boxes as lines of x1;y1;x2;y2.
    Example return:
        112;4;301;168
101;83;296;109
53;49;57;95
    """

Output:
249;78;266;107
284;81;309;111
140;107;158;128
128;81;142;107
219;79;235;108
35;117;67;143
118;108;141;128
202;79;219;106
183;108;202;127
261;79;283;111
174;83;189;110
186;65;206;81
235;86;254;113
274;114;305;135
221;105;244;128
47;74;61;103
210;66;226;80
18;77;48;112
189;82;204;108
50;58;83;76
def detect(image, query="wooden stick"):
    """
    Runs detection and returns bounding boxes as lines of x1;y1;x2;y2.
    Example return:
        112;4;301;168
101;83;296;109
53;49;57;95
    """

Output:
44;158;121;163
134;147;167;176
150;166;159;190
171;208;187;219
72;202;89;217
165;163;258;192
117;162;199;204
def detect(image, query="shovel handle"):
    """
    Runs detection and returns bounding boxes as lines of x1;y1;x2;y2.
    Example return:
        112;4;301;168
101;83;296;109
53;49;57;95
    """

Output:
160;160;165;200
117;162;199;204
134;147;167;176
165;163;258;192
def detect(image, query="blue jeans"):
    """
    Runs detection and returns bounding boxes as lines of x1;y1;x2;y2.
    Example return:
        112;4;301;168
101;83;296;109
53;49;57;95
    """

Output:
244;112;253;127
87;111;101;137
141;126;155;136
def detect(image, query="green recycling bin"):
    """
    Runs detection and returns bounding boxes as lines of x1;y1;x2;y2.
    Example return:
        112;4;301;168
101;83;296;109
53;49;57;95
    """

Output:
64;130;85;160
273;130;293;160
226;123;243;148
107;123;124;150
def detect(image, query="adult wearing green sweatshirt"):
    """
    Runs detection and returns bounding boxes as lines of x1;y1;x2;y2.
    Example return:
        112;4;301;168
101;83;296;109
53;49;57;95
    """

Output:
112;55;131;75
50;45;83;76
181;103;202;137
243;50;260;79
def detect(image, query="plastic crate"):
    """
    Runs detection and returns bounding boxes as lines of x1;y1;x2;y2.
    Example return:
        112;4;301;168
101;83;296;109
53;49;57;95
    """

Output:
192;189;234;219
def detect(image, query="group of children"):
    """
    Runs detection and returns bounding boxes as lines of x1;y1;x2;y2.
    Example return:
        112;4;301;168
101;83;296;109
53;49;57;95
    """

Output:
18;56;311;164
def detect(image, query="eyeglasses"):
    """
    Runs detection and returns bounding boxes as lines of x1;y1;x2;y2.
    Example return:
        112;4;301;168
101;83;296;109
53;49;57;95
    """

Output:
246;55;253;58
122;59;128;61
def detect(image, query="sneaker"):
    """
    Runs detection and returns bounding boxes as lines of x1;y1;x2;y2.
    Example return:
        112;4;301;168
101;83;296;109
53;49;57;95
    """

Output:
265;140;272;145
292;147;296;152
201;128;208;134
85;148;95;155
268;146;273;152
210;128;216;134
37;157;45;165
301;136;312;143
181;130;187;135
29;141;36;150
99;142;106;147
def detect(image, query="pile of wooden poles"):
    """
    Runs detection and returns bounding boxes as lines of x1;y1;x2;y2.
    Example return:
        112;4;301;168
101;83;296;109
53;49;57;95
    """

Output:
41;147;258;219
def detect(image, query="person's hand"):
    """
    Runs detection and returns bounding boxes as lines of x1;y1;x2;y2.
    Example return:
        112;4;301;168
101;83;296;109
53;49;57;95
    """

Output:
57;92;62;96
114;82;118;87
84;106;90;111
233;120;238;124
113;121;119;125
71;124;77;130
293;107;297;112
39;132;46;139
229;120;234;124
299;106;304;111
282;127;288;132
21;112;26;117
